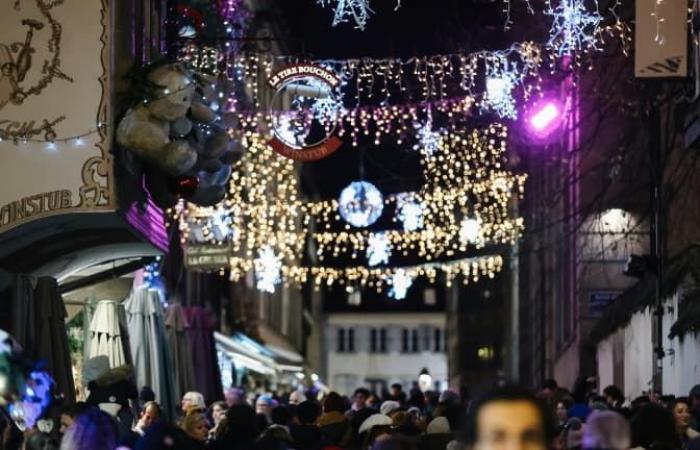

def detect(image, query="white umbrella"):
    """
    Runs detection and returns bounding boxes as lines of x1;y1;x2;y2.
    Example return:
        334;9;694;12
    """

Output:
86;300;131;369
124;287;177;421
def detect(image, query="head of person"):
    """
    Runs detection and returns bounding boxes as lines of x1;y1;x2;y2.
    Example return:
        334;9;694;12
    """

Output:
603;385;624;407
181;391;205;413
542;379;558;395
221;404;260;443
390;384;403;398
59;402;91;435
671;397;692;434
464;386;556;450
380;400;401;418
690;385;700;411
297;400;321;425
323;391;346;414
631;403;682;450
367;394;381;409
224;387;244;407
582;410;630;450
354;388;371;410
370;434;414;450
210;401;228;427
271;405;291;426
563;418;584;450
139;401;162;429
59;408;117;450
181;409;208;442
256;394;274;416
289;390;307;406
555;397;573;424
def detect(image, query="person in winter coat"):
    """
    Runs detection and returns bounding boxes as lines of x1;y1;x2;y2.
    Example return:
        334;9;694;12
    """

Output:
318;392;353;448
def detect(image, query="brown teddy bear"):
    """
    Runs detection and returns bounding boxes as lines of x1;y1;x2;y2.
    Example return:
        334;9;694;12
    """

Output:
117;63;242;207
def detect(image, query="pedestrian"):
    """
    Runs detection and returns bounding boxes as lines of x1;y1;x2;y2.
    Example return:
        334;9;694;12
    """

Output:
689;386;700;431
133;401;161;436
630;403;682;450
211;403;260;450
179;408;209;450
181;392;206;415
582;410;630;450
290;390;308;406
464;386;556;450
290;401;324;450
224;388;246;407
671;398;700;447
59;408;117;450
208;401;228;440
318;392;352;447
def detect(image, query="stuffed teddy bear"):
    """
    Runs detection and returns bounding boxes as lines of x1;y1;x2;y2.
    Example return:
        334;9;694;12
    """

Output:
117;63;243;207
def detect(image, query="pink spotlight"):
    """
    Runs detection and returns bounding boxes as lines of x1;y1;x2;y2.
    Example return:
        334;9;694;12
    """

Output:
526;99;564;139
530;103;559;131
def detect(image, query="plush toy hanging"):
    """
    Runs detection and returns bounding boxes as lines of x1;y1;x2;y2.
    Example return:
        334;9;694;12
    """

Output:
117;62;243;207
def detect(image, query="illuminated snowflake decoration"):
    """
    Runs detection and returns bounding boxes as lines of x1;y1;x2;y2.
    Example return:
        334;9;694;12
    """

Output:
396;194;424;232
546;0;602;57
484;69;518;119
254;246;282;294
413;112;441;155
367;232;391;266
317;0;373;30
210;207;234;241
311;97;342;126
338;181;384;228
389;269;413;300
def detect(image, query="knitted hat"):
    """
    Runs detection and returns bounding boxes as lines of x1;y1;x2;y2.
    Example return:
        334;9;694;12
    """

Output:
358;413;393;435
426;417;451;434
380;400;401;416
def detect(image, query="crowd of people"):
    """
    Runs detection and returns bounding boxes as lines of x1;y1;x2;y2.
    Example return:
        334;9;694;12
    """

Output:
5;377;700;450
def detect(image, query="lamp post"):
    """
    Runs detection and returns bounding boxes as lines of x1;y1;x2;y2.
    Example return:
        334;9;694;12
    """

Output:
418;368;432;393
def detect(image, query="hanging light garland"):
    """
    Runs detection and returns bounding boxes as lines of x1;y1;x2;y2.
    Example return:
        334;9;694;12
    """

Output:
173;121;523;296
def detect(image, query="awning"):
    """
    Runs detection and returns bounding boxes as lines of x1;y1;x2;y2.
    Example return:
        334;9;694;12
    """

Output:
257;323;305;364
214;332;277;376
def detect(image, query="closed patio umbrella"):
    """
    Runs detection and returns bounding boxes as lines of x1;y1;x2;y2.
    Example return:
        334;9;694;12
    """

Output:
124;286;177;421
86;300;132;369
164;302;194;400
31;277;76;403
185;306;222;404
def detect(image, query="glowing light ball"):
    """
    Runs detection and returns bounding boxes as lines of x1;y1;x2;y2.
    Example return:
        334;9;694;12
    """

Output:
459;218;481;244
338;181;384;228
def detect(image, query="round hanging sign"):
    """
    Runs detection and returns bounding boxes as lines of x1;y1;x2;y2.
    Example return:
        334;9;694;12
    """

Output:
267;64;343;161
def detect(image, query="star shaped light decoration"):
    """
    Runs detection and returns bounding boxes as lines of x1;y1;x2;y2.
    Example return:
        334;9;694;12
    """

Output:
546;0;602;57
254;246;282;294
389;269;413;300
367;232;392;266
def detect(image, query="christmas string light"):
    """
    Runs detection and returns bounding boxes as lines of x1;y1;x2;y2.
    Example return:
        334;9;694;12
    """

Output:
228;254;504;293
315;0;401;30
254;245;283;293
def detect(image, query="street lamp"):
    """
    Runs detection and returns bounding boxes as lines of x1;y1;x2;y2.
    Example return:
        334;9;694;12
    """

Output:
418;368;432;393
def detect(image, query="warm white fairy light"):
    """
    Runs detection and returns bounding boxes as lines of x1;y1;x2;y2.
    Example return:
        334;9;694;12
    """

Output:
254;246;282;294
389;269;413;300
546;0;602;57
366;232;392;266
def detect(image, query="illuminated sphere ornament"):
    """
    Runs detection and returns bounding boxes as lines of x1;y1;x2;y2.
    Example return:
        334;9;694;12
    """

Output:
338;181;384;228
459;218;482;245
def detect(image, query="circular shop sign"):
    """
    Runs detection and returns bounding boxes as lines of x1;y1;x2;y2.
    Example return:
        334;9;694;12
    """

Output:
267;64;343;161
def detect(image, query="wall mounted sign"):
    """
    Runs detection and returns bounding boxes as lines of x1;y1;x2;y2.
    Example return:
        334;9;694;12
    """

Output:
635;0;687;78
267;64;343;161
0;0;113;231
